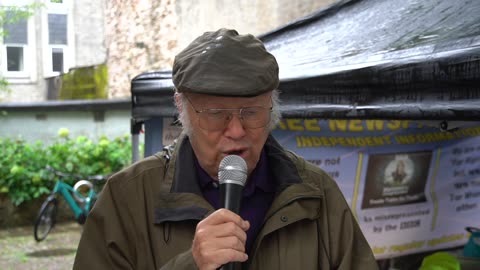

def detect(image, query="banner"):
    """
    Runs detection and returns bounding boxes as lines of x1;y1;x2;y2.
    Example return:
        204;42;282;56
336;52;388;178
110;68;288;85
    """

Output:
161;118;480;258
272;119;480;259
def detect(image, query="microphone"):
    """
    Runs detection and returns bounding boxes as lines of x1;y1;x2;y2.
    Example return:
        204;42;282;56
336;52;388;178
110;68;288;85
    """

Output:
218;155;248;270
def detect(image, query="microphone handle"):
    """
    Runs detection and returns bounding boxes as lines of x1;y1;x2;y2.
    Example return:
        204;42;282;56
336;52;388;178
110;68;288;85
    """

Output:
219;183;243;213
219;183;244;270
220;264;235;270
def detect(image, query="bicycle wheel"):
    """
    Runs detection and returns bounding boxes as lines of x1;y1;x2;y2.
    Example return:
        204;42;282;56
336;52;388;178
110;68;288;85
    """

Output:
34;195;58;242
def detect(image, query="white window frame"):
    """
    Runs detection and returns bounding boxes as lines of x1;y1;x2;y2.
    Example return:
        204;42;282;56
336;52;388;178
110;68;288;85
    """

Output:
2;44;28;77
42;0;74;77
46;0;70;13
49;45;68;73
1;1;37;83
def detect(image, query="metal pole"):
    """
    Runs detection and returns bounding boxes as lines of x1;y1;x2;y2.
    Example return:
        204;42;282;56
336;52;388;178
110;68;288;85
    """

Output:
132;134;139;163
131;118;143;163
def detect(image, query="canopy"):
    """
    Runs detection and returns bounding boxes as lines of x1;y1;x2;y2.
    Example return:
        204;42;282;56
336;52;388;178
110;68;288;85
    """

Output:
131;0;480;123
129;1;480;259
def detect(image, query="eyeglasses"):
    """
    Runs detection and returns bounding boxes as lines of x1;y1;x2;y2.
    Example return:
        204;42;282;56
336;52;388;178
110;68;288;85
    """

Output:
185;95;273;131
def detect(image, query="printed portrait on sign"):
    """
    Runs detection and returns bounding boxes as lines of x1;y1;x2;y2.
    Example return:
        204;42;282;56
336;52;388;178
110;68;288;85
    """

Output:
361;151;432;209
385;158;412;185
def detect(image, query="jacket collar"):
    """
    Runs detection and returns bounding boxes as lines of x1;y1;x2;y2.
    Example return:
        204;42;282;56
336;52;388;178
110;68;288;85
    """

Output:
263;135;303;191
154;132;309;224
154;133;212;224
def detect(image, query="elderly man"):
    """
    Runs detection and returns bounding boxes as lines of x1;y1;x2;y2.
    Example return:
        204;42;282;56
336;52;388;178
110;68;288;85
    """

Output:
74;28;378;270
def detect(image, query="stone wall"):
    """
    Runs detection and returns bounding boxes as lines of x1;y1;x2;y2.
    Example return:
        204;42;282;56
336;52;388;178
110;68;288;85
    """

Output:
105;0;177;98
74;0;108;67
104;0;338;97
175;0;338;49
0;83;45;102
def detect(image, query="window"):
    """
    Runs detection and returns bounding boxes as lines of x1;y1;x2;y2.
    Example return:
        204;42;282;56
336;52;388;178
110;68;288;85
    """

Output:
3;12;28;44
7;46;24;71
2;10;29;76
52;48;64;72
47;13;68;74
44;0;72;76
48;14;67;45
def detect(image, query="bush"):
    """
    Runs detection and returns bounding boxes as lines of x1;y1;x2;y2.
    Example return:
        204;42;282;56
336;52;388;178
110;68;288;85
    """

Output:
0;130;142;205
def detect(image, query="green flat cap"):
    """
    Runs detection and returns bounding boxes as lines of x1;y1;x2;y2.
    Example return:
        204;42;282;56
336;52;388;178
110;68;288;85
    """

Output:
172;28;279;97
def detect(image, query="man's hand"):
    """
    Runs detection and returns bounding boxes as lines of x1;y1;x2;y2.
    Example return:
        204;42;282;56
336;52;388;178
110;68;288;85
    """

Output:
192;209;250;270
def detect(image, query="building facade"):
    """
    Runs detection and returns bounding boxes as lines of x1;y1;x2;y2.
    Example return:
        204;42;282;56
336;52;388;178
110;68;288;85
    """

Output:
105;0;338;98
0;0;106;102
1;0;336;101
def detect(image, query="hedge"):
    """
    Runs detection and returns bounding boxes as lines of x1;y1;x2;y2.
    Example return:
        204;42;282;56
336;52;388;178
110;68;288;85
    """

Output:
0;128;142;205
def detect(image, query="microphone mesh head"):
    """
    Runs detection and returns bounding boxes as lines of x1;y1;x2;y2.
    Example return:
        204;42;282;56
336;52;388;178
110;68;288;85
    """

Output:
218;155;248;186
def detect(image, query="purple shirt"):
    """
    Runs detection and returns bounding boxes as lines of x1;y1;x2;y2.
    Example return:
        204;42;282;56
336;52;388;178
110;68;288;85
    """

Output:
194;149;275;254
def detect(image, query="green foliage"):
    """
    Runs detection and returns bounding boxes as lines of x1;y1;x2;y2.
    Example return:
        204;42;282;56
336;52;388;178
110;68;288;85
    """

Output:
0;131;142;206
0;3;43;29
0;77;10;97
0;139;50;206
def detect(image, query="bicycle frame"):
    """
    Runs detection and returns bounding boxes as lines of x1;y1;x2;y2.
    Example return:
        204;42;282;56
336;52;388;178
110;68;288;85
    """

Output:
34;169;106;241
52;180;96;221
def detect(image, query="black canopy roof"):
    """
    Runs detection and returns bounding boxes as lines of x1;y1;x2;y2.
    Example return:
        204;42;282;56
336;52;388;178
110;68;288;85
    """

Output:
131;0;480;123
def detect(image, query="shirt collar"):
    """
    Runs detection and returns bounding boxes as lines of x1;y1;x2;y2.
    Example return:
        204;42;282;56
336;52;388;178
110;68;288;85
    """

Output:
194;149;275;194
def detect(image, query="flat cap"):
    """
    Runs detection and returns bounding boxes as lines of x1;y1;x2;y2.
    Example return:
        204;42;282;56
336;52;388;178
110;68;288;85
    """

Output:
172;28;279;97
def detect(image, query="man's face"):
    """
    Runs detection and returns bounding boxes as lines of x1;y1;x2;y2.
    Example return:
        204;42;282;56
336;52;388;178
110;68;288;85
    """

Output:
180;91;272;180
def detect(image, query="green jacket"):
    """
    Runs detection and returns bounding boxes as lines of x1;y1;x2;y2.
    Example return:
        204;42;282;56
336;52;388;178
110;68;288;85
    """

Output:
74;134;379;270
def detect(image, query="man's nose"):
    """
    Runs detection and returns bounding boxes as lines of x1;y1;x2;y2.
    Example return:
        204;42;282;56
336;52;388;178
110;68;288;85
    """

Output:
224;113;246;138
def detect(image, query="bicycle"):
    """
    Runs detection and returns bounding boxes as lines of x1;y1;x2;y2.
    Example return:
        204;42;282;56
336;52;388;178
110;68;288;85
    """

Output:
33;166;108;242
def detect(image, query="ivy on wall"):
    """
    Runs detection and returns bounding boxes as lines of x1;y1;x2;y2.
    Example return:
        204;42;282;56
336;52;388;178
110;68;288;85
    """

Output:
60;64;109;100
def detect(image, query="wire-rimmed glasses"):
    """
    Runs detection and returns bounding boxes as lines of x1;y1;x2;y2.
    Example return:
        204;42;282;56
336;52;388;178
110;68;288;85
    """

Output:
185;95;272;131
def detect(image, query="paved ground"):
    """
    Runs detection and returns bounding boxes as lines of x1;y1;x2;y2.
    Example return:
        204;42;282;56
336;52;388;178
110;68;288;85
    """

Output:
0;222;82;270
